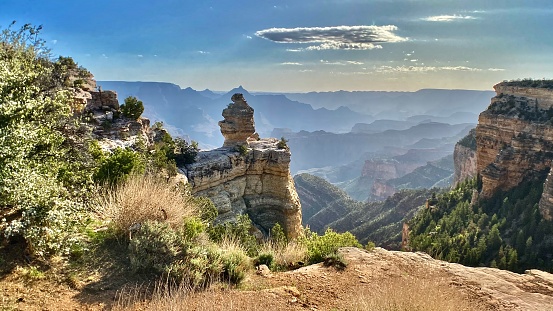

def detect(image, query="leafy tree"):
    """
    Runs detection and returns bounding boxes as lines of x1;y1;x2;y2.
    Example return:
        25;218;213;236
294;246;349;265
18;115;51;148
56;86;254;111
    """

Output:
120;96;144;119
0;22;89;256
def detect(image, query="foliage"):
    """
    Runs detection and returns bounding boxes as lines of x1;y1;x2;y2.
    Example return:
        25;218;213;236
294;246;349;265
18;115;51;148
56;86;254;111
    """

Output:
235;144;249;156
0;22;92;257
277;137;289;150
457;129;476;150
208;214;260;256
301;228;361;264
269;222;287;246
409;176;553;272
94;148;145;186
128;220;250;287
120;96;144;120
501;78;553;89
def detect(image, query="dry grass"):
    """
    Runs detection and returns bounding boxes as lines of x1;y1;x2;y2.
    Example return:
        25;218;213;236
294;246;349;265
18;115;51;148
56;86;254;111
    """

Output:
97;174;198;234
112;282;266;311
260;240;307;269
348;275;476;311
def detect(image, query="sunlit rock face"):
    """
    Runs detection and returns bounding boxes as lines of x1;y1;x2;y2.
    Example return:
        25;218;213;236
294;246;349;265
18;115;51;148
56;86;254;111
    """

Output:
453;129;477;187
185;94;302;238
219;93;256;148
475;83;553;218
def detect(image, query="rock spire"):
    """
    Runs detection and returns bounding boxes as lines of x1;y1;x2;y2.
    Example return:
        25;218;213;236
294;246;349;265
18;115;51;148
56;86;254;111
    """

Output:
219;93;256;148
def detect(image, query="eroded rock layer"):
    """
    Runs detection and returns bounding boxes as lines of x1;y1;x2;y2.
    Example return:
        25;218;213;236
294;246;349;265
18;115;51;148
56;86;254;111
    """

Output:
476;83;553;201
453;129;477;187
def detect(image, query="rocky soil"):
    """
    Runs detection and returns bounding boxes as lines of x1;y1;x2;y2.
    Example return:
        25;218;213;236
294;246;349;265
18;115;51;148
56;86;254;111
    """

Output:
3;247;553;310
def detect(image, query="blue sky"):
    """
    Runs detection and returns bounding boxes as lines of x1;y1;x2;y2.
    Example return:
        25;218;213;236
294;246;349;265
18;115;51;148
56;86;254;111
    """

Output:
2;0;553;92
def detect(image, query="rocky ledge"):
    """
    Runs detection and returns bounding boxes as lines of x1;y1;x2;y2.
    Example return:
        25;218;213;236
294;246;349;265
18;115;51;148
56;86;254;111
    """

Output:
185;95;302;238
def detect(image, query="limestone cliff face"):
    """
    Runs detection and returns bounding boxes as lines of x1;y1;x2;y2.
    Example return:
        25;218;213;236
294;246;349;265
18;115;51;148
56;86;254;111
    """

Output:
453;129;477;187
185;94;302;238
476;83;553;202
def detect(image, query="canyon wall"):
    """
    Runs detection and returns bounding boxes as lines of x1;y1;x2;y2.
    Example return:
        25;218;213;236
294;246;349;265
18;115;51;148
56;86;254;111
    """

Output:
475;82;553;219
452;129;477;187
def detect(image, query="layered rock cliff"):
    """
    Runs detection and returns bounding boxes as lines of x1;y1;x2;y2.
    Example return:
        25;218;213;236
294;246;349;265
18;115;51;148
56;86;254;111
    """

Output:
476;82;553;200
452;129;477;187
185;94;302;238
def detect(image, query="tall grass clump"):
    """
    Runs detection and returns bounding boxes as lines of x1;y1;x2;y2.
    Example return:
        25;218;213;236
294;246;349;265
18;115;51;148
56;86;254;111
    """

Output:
98;175;197;235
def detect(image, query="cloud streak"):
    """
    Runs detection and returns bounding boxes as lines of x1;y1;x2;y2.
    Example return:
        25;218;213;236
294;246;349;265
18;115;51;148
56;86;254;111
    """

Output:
256;25;406;50
421;15;476;22
376;65;502;73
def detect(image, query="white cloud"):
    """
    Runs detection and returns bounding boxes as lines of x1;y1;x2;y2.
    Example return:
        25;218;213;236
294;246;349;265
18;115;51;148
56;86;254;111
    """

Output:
51;39;58;45
137;54;143;58
347;61;364;65
197;50;210;54
377;65;483;73
281;62;303;66
421;15;477;22
286;48;303;52
488;68;506;72
255;25;407;51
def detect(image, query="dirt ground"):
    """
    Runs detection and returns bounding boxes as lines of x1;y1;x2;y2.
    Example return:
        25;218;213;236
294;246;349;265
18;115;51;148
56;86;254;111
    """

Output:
2;247;553;311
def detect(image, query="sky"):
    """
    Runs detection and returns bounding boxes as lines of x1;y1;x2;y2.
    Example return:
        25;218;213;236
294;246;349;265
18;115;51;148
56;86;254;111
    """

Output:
2;0;553;92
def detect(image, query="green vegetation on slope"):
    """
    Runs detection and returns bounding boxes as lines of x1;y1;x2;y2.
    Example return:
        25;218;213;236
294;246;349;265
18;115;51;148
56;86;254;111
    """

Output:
501;78;553;89
295;173;435;249
409;176;553;272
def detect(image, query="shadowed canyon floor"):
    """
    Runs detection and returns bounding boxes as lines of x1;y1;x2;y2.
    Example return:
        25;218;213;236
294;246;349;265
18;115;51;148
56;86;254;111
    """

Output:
3;247;553;310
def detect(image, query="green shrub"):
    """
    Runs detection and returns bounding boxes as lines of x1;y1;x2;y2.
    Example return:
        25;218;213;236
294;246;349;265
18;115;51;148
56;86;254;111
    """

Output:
128;221;185;273
120;96;144;120
323;252;348;270
301;228;361;264
235;144;249;156
277;137;289;150
270;223;288;246
208;214;260;256
256;252;275;268
129;220;250;287
220;249;250;284
94;147;144;185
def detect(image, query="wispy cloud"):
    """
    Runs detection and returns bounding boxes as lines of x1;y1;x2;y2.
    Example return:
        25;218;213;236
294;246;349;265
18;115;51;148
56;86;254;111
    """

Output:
320;60;365;66
137;54;143;58
488;68;506;72
255;25;407;51
421;14;477;22
197;50;210;54
376;65;483;73
281;62;303;66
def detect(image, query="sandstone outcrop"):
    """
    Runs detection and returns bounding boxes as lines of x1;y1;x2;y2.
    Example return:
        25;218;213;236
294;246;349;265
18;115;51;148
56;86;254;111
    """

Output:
452;129;477;187
476;82;553;199
185;94;302;238
219;93;256;148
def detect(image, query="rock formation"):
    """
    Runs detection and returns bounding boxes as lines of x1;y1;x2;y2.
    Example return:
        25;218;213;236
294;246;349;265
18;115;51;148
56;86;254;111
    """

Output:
219;93;256;148
539;169;553;220
185;94;302;238
452;129;477;187
476;82;553;199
